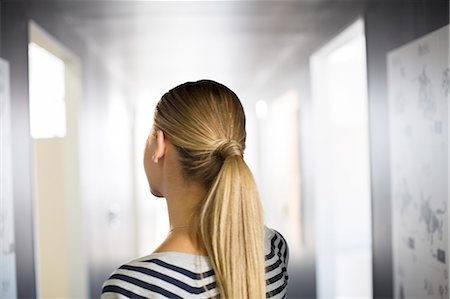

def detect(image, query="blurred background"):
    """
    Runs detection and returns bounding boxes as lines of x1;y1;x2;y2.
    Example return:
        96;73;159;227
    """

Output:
0;0;448;298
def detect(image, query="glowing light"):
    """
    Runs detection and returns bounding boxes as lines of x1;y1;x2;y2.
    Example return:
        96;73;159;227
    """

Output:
29;42;66;138
255;100;268;119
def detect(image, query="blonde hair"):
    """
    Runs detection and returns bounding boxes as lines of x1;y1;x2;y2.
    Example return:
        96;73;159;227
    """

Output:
154;80;266;298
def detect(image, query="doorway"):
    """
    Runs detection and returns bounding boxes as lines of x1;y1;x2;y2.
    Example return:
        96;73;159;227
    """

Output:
310;18;373;298
28;21;87;298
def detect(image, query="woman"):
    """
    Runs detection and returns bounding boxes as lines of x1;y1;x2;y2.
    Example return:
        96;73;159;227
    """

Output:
102;80;289;298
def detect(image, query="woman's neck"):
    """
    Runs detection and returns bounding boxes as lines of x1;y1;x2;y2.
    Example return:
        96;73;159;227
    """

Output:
154;177;207;256
153;229;207;256
165;181;205;228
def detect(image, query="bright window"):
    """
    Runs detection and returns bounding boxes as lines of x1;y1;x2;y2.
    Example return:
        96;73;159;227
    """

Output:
29;42;66;138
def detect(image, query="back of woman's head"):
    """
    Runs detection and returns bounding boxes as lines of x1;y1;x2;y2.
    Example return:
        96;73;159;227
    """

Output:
154;80;246;188
154;80;266;298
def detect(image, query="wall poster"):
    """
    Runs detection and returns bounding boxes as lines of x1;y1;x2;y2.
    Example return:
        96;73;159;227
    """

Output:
0;58;17;298
388;25;449;299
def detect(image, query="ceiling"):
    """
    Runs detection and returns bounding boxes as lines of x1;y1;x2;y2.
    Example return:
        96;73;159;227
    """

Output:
32;0;368;102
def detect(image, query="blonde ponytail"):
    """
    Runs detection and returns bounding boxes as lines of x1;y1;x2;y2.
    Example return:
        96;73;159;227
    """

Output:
200;154;265;298
154;80;266;298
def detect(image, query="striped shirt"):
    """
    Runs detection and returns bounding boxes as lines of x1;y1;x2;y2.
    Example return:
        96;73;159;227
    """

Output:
101;227;289;298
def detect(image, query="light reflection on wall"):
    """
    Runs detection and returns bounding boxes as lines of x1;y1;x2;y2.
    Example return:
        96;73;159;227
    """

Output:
258;89;302;258
255;100;268;120
311;19;372;299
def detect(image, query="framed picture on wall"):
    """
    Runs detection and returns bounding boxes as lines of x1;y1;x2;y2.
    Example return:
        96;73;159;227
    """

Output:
388;25;449;299
0;57;17;298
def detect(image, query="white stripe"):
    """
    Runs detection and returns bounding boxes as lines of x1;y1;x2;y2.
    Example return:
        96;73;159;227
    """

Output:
132;260;216;286
113;268;207;298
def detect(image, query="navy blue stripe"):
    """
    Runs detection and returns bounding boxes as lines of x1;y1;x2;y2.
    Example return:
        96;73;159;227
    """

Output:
102;285;147;298
281;240;288;262
272;230;289;264
266;259;282;273
274;230;289;263
265;233;279;260
110;274;183;299
277;237;283;252
120;264;216;294
267;281;288;298
267;268;286;284
276;238;287;265
142;258;215;280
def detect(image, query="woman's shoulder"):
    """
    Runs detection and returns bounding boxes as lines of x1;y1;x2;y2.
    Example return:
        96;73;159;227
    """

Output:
264;226;289;265
101;252;216;299
264;227;290;298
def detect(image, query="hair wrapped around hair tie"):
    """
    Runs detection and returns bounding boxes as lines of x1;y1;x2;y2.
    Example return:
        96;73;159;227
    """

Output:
214;139;243;160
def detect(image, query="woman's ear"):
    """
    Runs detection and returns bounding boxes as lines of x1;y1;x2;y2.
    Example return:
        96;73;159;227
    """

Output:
152;130;166;163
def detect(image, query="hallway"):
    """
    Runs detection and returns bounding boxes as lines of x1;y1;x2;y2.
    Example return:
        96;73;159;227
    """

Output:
0;1;448;298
